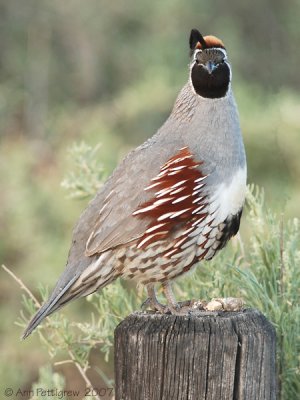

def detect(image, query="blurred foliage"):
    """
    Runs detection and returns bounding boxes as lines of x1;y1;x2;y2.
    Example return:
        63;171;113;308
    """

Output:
30;365;65;400
61;142;106;200
0;0;299;399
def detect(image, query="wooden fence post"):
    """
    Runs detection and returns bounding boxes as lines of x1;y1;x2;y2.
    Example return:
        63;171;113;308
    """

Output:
114;309;276;400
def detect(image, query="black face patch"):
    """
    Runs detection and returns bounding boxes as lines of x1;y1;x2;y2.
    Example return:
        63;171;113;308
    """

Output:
191;61;231;99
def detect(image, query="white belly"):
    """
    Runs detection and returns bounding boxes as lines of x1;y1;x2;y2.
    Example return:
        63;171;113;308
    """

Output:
210;167;247;225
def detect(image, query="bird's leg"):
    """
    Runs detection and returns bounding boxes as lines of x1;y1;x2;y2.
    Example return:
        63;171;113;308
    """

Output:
161;281;178;313
162;281;190;314
162;281;194;314
141;284;167;313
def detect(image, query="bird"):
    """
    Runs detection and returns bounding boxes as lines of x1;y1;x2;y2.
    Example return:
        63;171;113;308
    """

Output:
23;29;246;339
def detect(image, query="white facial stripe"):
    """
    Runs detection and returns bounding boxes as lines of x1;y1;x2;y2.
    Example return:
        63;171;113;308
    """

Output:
216;47;227;59
193;49;202;61
224;61;232;82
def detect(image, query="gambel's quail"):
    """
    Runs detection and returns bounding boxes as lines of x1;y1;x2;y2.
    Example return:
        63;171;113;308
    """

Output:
23;29;246;339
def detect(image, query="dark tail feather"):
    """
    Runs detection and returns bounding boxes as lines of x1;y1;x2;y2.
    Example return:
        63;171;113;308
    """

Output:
22;275;78;340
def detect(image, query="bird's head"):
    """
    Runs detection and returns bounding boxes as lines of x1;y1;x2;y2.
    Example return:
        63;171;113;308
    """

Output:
189;29;231;99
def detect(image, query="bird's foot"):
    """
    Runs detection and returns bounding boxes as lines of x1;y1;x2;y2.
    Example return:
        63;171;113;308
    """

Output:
141;298;194;315
141;297;169;313
158;299;197;315
142;284;170;313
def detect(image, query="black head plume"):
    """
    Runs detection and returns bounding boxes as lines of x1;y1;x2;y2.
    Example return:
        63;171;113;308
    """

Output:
189;29;206;51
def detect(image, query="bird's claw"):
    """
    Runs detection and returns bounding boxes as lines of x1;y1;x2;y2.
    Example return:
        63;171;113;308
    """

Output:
141;297;169;313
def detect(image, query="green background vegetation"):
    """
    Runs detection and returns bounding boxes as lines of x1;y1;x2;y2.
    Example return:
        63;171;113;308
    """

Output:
1;1;299;399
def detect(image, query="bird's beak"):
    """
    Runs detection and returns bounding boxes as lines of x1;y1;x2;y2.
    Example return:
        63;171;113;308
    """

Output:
205;61;217;74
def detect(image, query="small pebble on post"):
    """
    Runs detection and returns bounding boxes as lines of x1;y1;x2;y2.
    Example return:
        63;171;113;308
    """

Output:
114;309;276;400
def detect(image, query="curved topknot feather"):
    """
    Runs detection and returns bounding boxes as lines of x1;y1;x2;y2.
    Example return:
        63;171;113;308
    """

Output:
189;29;225;54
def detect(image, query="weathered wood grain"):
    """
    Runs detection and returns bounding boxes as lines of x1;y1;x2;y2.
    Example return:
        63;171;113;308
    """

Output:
114;309;276;400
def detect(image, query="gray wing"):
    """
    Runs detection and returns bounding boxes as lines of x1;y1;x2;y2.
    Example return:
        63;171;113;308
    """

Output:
68;136;186;262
